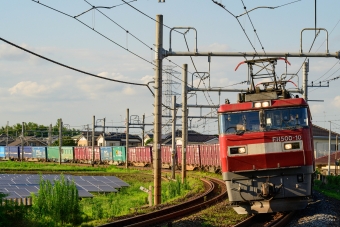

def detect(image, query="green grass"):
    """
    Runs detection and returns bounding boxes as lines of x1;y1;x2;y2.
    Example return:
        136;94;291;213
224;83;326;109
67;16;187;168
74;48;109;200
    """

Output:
0;161;205;227
313;178;340;200
0;160;138;173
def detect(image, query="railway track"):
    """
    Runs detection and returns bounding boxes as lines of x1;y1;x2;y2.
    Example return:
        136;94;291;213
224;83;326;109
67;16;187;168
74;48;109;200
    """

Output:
234;211;296;227
99;177;227;227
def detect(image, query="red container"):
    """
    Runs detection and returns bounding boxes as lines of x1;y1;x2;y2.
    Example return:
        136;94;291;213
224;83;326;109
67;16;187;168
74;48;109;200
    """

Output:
176;145;200;170
187;145;200;166
161;146;176;168
177;145;183;166
88;146;101;162
74;147;86;163
161;146;171;164
128;147;152;166
200;144;221;170
74;146;100;163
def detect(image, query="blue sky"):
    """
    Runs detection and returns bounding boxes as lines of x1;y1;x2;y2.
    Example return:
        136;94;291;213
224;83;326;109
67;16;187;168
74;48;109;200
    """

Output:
1;0;340;135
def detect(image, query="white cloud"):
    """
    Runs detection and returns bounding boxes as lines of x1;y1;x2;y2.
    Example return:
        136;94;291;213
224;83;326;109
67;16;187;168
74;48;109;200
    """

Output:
332;96;340;108
140;75;154;84
123;86;136;95
310;104;325;116
8;81;50;96
97;72;109;77
0;44;30;61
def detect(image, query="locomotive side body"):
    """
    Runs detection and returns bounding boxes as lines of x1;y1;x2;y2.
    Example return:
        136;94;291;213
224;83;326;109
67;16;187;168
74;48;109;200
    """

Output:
218;98;315;214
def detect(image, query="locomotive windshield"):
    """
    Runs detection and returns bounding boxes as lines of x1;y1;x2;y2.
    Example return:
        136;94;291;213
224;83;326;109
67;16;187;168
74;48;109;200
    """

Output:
219;111;260;134
264;107;308;130
219;107;309;134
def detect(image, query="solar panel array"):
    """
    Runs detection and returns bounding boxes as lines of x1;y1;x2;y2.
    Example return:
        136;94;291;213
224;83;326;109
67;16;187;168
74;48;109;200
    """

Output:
0;174;129;199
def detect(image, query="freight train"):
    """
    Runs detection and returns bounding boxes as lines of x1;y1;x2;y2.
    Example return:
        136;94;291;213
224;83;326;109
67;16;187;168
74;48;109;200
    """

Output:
0;144;220;172
218;58;315;214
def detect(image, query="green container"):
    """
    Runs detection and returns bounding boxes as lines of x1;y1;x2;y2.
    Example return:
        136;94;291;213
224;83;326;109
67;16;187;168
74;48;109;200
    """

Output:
112;146;126;162
47;146;74;162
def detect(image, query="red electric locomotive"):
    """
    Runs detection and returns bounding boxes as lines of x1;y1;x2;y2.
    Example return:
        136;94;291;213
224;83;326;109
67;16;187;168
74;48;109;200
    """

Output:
218;58;314;214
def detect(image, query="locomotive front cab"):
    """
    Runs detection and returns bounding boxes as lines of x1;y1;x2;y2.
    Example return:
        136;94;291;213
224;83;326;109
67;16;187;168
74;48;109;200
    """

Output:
218;98;315;214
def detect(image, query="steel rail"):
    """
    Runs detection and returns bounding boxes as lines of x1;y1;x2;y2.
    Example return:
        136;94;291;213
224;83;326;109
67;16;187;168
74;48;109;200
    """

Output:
233;211;296;227
99;177;227;227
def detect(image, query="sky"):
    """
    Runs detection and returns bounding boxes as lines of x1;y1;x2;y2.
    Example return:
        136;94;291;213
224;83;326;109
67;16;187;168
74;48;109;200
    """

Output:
1;0;340;136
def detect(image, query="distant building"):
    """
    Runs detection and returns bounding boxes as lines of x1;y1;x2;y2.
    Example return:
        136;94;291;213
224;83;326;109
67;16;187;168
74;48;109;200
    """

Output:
97;133;142;147
312;124;340;159
7;136;48;147
0;134;15;146
146;130;218;146
75;132;102;146
315;151;340;175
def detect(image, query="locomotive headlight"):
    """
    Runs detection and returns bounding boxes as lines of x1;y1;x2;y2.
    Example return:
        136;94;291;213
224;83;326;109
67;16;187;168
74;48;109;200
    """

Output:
238;147;246;153
229;146;247;154
253;101;271;108
254;102;262;108
262;101;270;107
284;142;300;150
284;144;292;150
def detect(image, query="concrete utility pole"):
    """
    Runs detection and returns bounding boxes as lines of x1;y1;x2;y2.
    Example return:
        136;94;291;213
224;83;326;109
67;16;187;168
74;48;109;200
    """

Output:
6;121;8;147
48;124;52;146
328;121;331;175
302;61;309;101
87;124;89;146
103;117;106;135
92;115;95;167
153;14;163;205
6;121;8;159
126;108;129;169
172;95;176;179
142;114;145;146
21;122;24;161
182;64;188;183
59;119;62;165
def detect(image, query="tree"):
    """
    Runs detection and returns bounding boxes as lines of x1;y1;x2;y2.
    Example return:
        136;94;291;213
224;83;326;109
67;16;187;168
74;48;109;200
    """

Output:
52;136;77;146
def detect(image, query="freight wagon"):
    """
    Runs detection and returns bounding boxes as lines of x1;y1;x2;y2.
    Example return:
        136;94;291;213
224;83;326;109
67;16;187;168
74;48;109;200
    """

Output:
0;144;221;172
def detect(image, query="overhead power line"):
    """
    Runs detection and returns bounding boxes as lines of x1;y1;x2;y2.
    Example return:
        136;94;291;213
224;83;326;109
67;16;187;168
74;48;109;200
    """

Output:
236;0;301;18
0;37;154;93
31;0;191;89
74;0;137;18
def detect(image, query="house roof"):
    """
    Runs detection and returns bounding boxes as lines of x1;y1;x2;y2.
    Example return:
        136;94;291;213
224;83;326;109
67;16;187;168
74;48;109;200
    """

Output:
0;134;15;145
315;151;340;166
102;133;142;142
8;136;48;146
312;124;340;138
159;130;218;144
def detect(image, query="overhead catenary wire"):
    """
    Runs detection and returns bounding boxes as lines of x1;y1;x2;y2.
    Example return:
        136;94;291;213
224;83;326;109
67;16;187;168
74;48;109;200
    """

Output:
74;0;137;18
0;37;154;94
30;0;191;92
235;0;301;18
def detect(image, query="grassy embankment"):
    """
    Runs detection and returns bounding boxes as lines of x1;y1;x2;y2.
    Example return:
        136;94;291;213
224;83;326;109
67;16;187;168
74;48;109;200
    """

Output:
0;161;205;226
313;171;340;200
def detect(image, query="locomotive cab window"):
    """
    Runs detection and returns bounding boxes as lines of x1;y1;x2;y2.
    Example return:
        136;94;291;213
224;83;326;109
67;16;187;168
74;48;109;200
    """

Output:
219;111;260;134
264;107;308;130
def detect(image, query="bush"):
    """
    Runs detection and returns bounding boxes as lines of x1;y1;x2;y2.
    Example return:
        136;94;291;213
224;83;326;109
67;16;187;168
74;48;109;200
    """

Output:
0;193;28;227
31;174;82;226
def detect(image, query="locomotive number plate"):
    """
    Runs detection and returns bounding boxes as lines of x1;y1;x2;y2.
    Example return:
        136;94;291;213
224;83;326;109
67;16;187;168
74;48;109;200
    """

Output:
272;135;302;142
